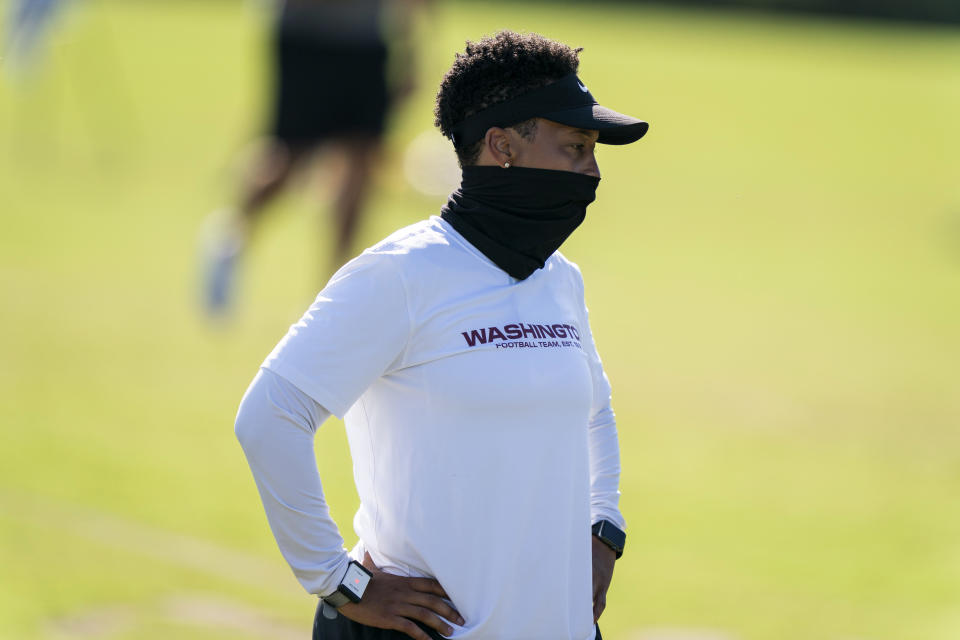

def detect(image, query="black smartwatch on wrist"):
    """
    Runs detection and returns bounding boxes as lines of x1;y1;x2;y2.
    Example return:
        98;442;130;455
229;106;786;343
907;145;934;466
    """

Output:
592;520;626;559
322;560;373;608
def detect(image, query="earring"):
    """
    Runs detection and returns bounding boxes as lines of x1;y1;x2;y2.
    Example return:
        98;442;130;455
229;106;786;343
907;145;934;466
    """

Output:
503;162;511;168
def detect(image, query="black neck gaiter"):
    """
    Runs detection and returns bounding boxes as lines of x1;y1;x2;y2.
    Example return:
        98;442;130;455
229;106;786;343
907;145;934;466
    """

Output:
440;166;600;280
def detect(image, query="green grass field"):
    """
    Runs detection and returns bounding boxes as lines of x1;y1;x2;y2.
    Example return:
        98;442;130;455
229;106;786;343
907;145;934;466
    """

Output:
1;1;958;638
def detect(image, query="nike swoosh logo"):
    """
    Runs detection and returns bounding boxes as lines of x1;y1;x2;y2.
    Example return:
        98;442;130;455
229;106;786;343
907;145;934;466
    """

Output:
577;81;589;93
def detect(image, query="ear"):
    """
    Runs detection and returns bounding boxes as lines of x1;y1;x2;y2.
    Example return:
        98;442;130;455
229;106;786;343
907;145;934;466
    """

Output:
483;127;514;168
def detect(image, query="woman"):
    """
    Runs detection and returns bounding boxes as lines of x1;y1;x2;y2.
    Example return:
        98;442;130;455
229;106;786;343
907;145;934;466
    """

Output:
237;29;648;640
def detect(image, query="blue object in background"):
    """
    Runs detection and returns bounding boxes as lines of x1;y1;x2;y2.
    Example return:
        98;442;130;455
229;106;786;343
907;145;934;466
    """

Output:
4;0;68;74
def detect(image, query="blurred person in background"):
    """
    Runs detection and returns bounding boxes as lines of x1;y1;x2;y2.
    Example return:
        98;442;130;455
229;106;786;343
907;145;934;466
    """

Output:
3;0;68;78
236;30;647;640
201;0;427;316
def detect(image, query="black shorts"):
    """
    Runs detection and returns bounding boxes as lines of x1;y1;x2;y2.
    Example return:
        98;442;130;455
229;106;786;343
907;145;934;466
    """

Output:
270;31;390;145
312;600;604;640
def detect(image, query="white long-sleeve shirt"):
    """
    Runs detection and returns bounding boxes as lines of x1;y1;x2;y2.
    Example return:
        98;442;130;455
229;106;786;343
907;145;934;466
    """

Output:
236;216;624;640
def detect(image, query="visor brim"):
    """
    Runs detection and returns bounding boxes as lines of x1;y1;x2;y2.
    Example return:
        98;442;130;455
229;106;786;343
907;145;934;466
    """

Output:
541;104;649;145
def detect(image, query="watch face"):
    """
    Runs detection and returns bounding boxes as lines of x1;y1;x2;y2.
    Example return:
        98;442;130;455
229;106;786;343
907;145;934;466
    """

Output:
594;520;626;554
342;563;372;600
602;523;626;551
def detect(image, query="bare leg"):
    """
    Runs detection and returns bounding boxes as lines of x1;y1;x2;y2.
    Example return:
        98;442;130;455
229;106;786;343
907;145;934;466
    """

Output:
201;139;310;315
236;139;310;236
328;135;382;269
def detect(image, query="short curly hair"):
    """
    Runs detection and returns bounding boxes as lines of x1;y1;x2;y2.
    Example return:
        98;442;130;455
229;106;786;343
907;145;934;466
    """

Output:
434;30;582;166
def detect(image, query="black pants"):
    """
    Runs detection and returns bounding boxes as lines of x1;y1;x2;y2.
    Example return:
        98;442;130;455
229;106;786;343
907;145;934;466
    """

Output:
312;600;603;640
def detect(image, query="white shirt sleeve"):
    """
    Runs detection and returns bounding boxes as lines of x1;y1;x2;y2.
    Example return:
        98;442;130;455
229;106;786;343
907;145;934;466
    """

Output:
235;367;351;597
261;251;411;418
574;269;626;531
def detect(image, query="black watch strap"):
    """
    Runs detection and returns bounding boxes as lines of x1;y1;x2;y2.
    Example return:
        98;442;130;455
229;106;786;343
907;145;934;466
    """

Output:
322;589;352;609
322;560;373;609
592;520;625;559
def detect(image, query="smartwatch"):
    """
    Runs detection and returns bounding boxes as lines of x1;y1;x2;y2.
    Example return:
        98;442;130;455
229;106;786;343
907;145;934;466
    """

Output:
592;520;626;559
322;560;373;609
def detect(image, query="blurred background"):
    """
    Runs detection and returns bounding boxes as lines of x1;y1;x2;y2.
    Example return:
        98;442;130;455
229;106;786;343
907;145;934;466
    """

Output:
1;1;958;639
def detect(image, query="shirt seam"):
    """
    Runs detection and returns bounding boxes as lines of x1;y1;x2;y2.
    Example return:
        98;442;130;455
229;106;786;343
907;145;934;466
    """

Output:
261;363;351;419
356;395;382;553
384;252;414;368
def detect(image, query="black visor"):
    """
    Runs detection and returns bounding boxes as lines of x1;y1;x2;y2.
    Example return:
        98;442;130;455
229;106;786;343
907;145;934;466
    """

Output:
449;73;648;148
